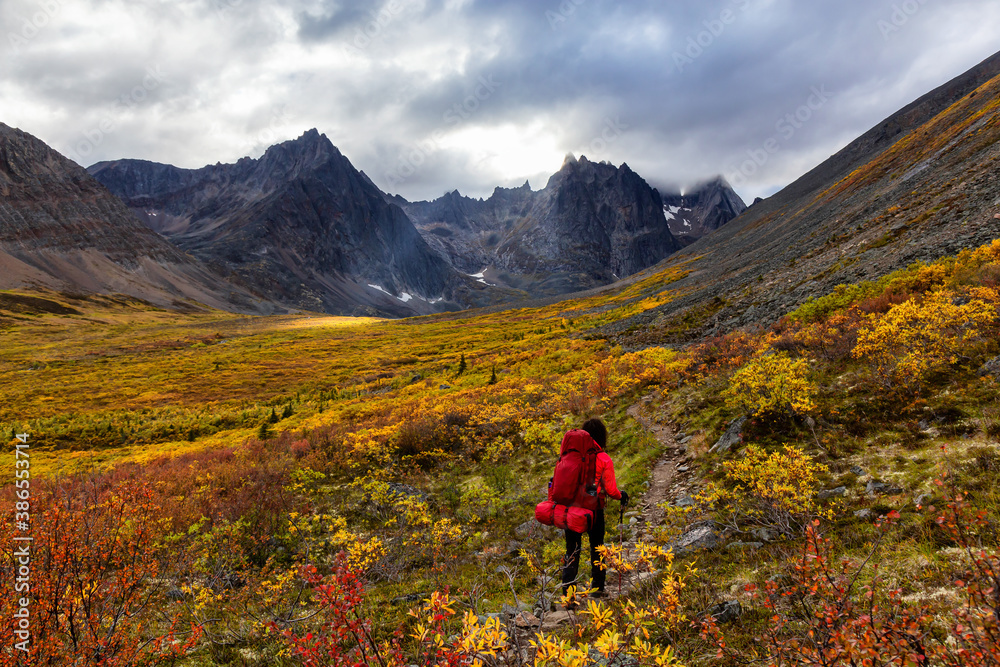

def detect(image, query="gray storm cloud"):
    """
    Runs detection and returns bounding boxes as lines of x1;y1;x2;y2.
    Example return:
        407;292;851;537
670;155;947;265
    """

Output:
1;0;997;203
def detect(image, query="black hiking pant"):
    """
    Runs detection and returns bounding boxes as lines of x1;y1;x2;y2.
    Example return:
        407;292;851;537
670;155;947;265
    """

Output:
561;507;606;595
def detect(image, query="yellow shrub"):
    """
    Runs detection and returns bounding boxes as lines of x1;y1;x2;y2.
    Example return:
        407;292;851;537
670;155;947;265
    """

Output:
345;536;387;573
853;290;998;391
712;444;831;534
625;346;688;385
722;350;817;419
521;419;560;455
586;346;686;403
458;480;500;523
343;425;396;470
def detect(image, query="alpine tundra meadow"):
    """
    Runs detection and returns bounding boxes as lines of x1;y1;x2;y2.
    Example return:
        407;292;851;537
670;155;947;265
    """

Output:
3;1;1000;665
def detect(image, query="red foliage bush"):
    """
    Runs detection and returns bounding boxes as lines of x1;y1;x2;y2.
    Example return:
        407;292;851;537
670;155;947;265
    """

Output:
703;482;1000;667
0;479;200;666
687;330;764;377
290;438;312;459
275;556;404;667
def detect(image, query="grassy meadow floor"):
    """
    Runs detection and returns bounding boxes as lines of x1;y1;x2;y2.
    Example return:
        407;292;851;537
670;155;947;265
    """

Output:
2;239;1000;665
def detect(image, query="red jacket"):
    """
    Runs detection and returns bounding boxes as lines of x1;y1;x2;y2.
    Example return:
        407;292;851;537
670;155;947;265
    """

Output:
595;451;622;508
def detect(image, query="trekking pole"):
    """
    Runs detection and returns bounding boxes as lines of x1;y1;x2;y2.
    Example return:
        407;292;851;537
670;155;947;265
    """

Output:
618;500;625;597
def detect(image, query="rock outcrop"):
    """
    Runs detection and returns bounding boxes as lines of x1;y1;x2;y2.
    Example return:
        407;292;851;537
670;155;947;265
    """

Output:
398;156;682;296
660;177;747;240
0;123;268;312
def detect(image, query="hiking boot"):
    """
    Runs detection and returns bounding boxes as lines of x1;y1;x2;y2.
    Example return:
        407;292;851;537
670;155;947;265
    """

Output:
590;589;607;599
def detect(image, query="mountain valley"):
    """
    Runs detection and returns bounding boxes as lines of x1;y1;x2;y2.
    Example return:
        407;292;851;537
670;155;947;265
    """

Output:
2;41;1000;667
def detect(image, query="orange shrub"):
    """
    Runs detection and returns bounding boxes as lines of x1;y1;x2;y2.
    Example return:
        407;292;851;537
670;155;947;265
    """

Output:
0;480;199;666
688;331;766;378
790;309;863;361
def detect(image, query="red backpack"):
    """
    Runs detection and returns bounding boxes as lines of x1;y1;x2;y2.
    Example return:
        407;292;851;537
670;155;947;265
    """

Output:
534;430;602;533
548;429;601;512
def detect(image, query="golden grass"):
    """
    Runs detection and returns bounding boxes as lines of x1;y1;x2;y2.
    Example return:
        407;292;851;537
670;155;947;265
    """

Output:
1;264;691;477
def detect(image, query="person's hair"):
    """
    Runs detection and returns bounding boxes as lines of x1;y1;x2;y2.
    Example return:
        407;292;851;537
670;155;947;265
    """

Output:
582;417;607;449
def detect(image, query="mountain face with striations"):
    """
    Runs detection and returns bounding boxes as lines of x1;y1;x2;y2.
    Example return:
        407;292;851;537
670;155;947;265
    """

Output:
660;177;747;244
0;123;269;312
90;130;481;317
395;155;682;296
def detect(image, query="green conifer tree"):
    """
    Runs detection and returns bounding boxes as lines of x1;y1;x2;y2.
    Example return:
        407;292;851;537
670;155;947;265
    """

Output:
257;421;272;440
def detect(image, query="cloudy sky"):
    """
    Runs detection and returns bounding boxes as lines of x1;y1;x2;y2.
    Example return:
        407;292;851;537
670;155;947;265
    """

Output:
2;0;998;204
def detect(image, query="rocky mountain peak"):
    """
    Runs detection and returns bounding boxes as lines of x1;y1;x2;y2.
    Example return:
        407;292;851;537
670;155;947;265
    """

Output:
660;176;747;240
90;132;468;316
0;123;267;312
400;154;680;294
265;128;338;162
547;152;610;187
248;128;342;186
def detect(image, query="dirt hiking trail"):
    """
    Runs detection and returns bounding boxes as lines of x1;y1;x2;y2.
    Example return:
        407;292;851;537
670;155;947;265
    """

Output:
626;393;698;538
538;395;700;630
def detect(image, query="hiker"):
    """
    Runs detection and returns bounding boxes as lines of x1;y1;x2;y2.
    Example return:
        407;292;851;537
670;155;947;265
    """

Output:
561;417;628;601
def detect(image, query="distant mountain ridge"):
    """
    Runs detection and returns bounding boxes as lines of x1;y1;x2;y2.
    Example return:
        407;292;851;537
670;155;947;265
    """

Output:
0;122;269;312
387;181;536;277
90;130;476;317
396;156;727;296
94;135;729;308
